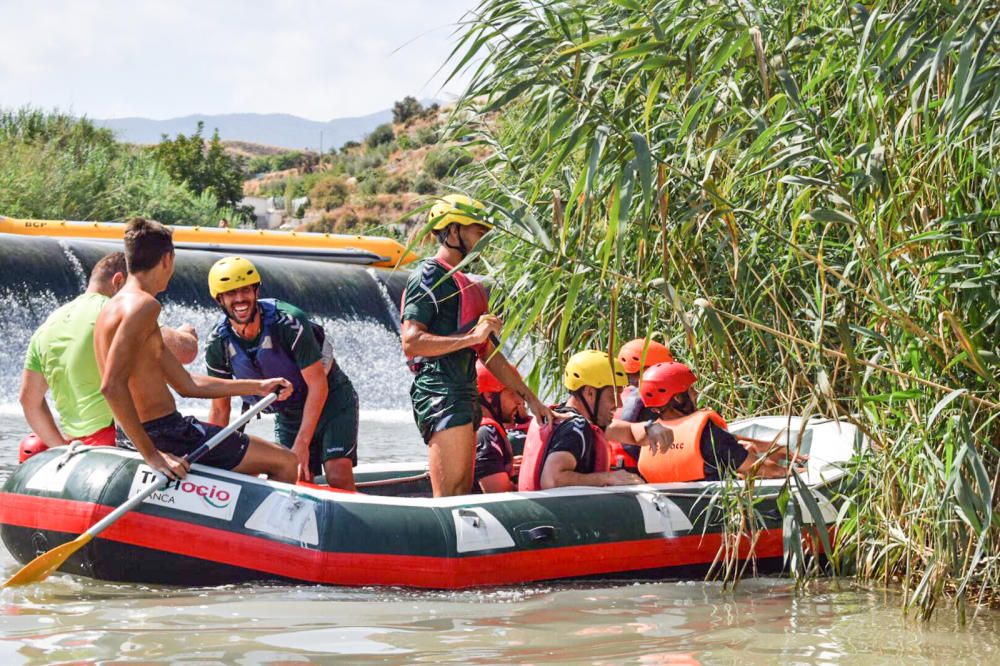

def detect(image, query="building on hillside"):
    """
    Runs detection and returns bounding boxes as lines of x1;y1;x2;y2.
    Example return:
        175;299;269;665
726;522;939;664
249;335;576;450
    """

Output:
240;196;285;230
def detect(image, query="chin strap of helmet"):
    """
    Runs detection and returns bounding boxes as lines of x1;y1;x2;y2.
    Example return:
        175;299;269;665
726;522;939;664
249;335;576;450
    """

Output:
443;224;467;256
479;393;503;423
572;386;606;425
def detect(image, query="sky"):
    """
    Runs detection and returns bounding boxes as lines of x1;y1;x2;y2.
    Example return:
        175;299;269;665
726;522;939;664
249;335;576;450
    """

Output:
0;0;478;121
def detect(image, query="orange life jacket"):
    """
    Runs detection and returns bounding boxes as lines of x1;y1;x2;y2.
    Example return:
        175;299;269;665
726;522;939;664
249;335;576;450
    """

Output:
400;255;490;370
637;409;728;483
518;411;610;491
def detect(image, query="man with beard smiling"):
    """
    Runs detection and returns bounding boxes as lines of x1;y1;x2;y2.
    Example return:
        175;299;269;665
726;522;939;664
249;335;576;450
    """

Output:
204;257;360;490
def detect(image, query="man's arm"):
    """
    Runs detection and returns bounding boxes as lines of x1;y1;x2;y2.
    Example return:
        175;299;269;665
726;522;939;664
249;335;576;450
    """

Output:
605;418;674;453
400;315;500;359
206;398;232;427
99;299;189;480
18;369;67;447
540;451;641;489
483;348;558;426
160;348;291;400
161;324;198;365
290;360;329;482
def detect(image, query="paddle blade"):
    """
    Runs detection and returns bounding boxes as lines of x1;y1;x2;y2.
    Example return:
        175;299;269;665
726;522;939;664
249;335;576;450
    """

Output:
2;533;93;588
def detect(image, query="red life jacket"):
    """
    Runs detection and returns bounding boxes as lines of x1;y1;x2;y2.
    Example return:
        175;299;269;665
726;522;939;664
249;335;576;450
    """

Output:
607;384;640;470
637;409;728;483
478;415;512;475
517;411;610;491
400;254;490;370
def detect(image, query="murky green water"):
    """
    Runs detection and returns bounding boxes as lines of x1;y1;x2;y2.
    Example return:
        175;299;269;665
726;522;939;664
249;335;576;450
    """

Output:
2;411;998;664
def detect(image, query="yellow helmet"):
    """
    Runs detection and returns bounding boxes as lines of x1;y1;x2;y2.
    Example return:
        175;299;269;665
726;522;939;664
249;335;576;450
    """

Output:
563;350;627;392
208;256;261;299
429;194;491;231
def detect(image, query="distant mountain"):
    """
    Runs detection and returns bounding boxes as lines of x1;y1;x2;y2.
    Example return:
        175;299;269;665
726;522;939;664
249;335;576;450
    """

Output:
94;109;397;151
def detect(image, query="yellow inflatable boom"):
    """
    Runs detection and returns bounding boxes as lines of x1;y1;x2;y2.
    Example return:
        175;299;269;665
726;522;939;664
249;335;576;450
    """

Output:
0;217;417;268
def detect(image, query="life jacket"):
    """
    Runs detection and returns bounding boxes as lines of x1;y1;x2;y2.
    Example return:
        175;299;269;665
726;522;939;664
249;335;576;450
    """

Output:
400;256;490;371
637;409;728;483
607;385;640;470
478;415;513;475
214;299;320;414
517;410;610;491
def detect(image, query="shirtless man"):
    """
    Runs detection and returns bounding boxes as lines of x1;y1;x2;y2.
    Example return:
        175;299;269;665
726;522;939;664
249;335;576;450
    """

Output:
94;217;298;482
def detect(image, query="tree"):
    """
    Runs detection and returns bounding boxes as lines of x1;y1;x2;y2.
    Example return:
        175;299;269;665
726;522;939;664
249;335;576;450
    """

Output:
365;123;395;148
392;96;424;124
151;121;245;209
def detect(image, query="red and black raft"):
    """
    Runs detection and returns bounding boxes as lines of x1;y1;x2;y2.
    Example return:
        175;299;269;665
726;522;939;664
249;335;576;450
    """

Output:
0;416;861;589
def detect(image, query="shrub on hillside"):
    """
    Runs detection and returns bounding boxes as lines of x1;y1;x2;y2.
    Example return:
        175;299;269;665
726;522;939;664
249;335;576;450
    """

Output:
392;96;424;124
309;175;350;211
381;175;410;194
414;172;437;194
340;140;360;153
413;125;439;146
424;146;473;179
366;123;394;148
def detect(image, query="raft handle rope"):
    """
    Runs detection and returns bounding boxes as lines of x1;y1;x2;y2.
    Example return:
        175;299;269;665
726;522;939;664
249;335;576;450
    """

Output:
355;471;430;488
55;440;87;471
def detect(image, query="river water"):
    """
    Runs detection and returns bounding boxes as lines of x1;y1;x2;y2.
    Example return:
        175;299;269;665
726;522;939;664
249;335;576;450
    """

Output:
1;299;999;663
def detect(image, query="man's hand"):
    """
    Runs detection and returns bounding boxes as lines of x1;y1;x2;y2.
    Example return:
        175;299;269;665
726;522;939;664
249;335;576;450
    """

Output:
292;439;313;483
606;470;643;486
258;378;293;401
643;421;674;455
528;398;568;427
147;450;190;481
471;314;502;345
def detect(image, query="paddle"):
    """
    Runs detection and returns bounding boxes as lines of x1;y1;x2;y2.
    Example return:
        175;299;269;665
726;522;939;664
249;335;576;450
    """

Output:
3;391;279;588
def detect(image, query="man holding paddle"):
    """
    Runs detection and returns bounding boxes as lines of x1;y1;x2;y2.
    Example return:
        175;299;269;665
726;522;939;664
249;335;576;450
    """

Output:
94;217;298;483
400;195;557;497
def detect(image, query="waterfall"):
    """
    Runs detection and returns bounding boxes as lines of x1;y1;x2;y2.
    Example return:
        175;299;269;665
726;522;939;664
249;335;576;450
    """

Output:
0;234;415;412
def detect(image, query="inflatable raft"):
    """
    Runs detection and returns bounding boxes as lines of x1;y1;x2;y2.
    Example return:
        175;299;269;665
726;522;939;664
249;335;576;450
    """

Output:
0;416;862;589
0;217;417;268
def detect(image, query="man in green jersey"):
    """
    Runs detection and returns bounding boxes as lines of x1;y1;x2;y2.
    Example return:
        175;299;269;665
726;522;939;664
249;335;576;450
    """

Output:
204;257;360;490
401;194;556;497
18;251;197;461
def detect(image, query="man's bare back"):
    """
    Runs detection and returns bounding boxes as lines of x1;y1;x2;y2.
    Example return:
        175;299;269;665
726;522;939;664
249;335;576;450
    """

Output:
95;285;177;423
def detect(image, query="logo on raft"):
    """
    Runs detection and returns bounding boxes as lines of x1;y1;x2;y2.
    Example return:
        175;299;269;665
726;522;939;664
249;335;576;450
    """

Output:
128;466;242;521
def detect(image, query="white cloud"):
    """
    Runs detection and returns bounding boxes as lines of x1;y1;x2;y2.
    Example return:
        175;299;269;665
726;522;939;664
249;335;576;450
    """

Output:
0;0;477;120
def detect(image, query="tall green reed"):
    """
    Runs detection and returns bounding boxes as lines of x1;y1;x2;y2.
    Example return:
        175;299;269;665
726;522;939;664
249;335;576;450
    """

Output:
440;0;999;616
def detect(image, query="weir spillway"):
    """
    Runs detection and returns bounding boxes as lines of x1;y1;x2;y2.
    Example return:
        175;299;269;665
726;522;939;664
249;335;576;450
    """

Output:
0;234;414;411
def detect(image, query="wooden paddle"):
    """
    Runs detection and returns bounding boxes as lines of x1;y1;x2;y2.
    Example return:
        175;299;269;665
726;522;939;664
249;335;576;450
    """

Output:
3;391;278;588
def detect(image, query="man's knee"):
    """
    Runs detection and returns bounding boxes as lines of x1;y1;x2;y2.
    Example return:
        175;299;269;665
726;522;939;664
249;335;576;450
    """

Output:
323;458;355;491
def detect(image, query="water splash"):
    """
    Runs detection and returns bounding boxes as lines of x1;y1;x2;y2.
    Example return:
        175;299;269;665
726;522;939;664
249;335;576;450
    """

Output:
365;267;402;334
58;241;88;292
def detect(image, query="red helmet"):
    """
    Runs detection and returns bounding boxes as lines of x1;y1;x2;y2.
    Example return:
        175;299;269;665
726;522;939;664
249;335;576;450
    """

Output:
18;433;49;464
617;338;674;374
476;360;506;395
639;362;697;408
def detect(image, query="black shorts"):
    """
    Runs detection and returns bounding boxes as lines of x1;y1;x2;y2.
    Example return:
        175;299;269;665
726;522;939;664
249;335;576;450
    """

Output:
116;412;250;471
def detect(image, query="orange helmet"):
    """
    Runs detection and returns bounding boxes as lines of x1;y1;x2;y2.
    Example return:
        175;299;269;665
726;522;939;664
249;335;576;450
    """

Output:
639;362;697;408
617;338;674;374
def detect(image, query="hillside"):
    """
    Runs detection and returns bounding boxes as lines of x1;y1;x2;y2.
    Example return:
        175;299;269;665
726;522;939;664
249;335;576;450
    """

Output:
243;98;487;241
